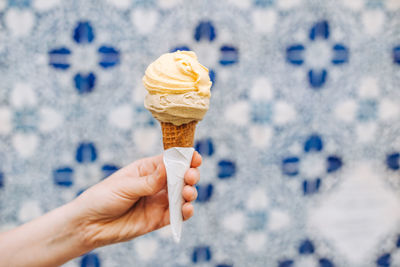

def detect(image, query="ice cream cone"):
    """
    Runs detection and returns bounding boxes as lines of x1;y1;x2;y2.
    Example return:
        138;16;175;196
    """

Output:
143;51;211;242
161;121;197;150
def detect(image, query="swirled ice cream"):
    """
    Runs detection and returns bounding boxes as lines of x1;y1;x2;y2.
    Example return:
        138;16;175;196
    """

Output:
143;51;212;126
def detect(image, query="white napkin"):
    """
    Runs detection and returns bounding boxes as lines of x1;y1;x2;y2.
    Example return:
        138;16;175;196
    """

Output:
163;147;195;243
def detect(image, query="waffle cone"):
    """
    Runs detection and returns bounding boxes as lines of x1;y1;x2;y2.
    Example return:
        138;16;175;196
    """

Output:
160;121;197;150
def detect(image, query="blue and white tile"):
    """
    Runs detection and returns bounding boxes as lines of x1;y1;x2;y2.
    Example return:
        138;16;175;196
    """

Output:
0;0;399;266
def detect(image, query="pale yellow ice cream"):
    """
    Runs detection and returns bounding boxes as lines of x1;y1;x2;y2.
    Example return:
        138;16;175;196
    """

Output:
143;51;212;126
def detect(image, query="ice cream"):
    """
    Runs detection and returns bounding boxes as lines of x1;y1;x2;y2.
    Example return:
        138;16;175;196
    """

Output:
142;51;212;242
143;50;211;127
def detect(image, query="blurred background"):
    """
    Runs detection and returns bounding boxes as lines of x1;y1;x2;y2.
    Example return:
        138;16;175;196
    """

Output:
0;0;400;266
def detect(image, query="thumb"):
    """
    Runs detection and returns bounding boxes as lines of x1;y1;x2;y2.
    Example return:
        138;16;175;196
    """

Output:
131;164;167;197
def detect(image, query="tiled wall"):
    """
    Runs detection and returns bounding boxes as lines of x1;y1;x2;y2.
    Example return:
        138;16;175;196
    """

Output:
0;0;399;266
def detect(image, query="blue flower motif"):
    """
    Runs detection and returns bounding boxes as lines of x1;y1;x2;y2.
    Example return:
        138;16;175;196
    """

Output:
171;20;239;87
101;164;120;179
98;46;120;68
302;178;321;195
393;46;400;65
192;246;212;263
376;234;400;267
209;69;216;84
195;138;214;157
387;152;400;170
308;69;327;88
219;45;239;66
278;239;335;267
278;260;294;267
319;258;335;267
53;167;74;187
282;157;300;176
196;183;214;202
332;44;349;64
73;21;95;44
80;253;101;267
218;159;236;179
48;48;71;70
194;21;216;42
281;134;343;195
74;73;96;94
304;134;323;152
377;253;391;267
194;138;215;203
48;21;120;95
191;246;229;266
194;138;236;202
53;142;119;189
194;137;236;203
0;171;4;188
299;239;315;254
309;21;330;40
326;156;342;173
172;45;191;52
286;44;305;65
76;142;97;163
286;20;349;89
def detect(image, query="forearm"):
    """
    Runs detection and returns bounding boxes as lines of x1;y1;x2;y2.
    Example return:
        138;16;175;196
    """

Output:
0;200;93;267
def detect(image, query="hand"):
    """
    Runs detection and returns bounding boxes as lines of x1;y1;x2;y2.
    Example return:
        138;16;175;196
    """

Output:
73;152;202;248
0;152;201;267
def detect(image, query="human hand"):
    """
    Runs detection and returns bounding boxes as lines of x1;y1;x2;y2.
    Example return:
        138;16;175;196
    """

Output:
73;152;202;249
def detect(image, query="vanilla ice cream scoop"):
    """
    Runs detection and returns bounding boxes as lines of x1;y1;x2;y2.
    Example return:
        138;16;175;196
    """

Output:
143;51;212;126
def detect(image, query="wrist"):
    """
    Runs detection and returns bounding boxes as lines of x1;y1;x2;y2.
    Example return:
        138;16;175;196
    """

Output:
65;197;98;253
41;199;95;265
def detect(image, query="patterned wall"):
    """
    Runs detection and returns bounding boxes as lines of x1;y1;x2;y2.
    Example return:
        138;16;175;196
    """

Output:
0;0;400;266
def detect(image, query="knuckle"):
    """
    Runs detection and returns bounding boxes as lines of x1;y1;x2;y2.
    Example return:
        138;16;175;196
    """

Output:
144;174;157;194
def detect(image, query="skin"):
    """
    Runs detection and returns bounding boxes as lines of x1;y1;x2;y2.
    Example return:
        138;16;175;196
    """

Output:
0;152;202;267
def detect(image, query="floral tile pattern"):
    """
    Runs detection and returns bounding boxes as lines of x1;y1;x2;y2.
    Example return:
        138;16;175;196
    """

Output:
0;0;399;266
